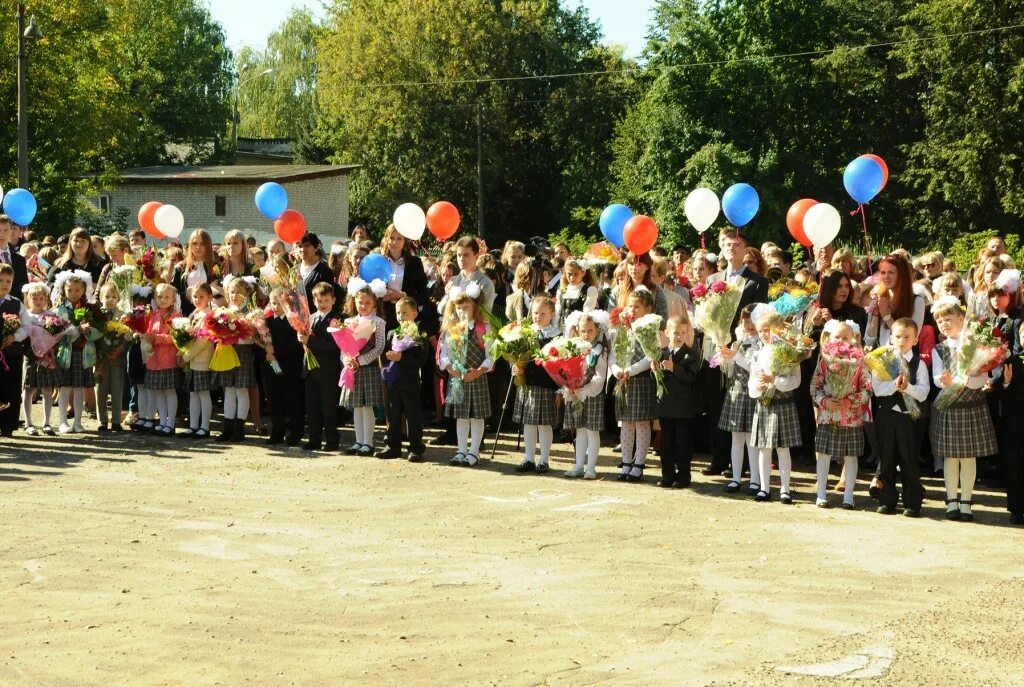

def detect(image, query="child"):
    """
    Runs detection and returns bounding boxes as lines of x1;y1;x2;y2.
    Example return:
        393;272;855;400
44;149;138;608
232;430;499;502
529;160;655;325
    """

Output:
95;283;128;431
216;276;258;443
717;304;760;495
143;283;180;436
53;271;101;434
180;284;215;438
0;264;28;434
21;283;59;435
930;296;1000;521
128;287;153;432
339;280;387;456
556;258;600;326
563;311;609;479
439;288;493;466
611;287;658;483
263;288;306;447
656;314;703;488
870;317;930;517
512;296;560;473
748;304;802;503
300;281;342;452
380;296;427;461
810;319;871;509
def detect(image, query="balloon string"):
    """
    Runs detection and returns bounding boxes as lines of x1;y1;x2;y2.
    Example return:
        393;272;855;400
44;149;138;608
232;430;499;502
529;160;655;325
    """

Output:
850;204;872;266
700;233;706;250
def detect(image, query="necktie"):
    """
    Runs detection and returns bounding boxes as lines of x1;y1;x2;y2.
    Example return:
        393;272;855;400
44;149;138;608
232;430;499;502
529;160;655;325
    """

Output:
0;250;8;265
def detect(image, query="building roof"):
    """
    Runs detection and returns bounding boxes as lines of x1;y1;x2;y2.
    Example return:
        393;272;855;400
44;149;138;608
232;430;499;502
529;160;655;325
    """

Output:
114;164;360;185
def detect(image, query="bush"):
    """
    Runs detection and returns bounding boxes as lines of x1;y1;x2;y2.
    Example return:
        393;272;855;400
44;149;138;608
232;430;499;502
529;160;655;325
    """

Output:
548;226;599;258
945;231;1024;272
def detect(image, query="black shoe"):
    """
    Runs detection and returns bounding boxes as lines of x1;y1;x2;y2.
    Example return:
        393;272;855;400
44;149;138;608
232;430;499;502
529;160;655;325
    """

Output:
303;442;321;452
945;499;961;521
514;461;536;473
724;481;741;494
377;449;403;460
233;418;246;442
672;480;689;489
408;453;424;463
876;505;896;515
97;424;109;432
754;490;769;502
780;493;793;505
215;421;233;442
535;463;550;474
903;508;922;518
656;480;674;488
285;436;301;447
324;443;340;452
265;436;284;446
110;423;123;432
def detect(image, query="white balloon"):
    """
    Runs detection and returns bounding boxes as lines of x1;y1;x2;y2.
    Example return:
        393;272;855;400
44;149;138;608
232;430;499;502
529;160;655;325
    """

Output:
802;203;841;247
153;204;185;239
684;188;720;234
392;203;426;241
0;186;4;204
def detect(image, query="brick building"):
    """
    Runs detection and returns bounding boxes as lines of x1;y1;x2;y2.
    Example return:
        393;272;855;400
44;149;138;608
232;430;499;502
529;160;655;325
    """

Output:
86;164;359;245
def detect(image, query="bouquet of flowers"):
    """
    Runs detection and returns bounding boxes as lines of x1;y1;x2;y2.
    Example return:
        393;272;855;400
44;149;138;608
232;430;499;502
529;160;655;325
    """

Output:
170;317;195;354
137;247;165;285
934;319;1009;411
28;314;70;369
761;328;815;405
820;339;865;403
692;280;743;348
102;320;135;345
768;278;819;318
110;265;138;314
122;305;151;335
26;253;49;282
382;320;425;387
443;319;473;404
279;288;318;371
609;306;635;402
329;316;377;390
539;335;594;413
487;320;540;387
583;241;621;267
631;313;667;398
198;308;253;372
67;302;108;351
864;345;921;419
1;313;21;339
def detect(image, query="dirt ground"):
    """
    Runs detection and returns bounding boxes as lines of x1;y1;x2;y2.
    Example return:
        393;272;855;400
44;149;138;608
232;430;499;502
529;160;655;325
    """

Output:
2;413;1023;687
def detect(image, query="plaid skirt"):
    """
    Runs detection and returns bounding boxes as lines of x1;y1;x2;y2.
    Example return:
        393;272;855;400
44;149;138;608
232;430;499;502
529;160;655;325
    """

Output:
445;376;491;419
59;349;94;388
185;369;216;393
616;372;656;422
24;361;62;389
564;393;604;432
751;393;802;449
513;385;557;426
214;345;257;390
718;379;755;433
340;364;385;409
929;389;998;459
145;367;178;390
814;423;865;459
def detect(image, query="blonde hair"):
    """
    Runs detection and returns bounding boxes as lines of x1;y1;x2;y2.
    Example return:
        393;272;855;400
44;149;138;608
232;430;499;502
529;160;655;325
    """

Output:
819;321;860;349
23;282;50;307
932;300;965;320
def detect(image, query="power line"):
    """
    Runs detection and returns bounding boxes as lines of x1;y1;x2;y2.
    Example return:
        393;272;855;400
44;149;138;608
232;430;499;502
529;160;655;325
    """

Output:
350;22;1024;90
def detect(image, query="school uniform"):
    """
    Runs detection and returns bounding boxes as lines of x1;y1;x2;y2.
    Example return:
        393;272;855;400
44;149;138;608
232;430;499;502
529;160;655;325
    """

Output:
996;315;1024;521
564;342;608;432
718;337;757;434
556;284;601;327
748;346;802;450
871;349;930;511
23;311;62;391
656;342;703;486
339;315;386;409
54;303;100;389
95;307;128;428
810;358;870;460
440;322;493;419
304;308;342;449
383;325;427;457
929;339;998;460
512;325;560;427
264;315;306;444
0;295;29;434
612;337;656;422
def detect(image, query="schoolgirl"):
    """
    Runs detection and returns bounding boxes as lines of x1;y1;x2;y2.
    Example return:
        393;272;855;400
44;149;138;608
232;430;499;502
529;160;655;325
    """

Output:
512;295;560;474
338;278;387;456
717;304;760;495
611;287;658;483
143;283;181;435
216;275;258;443
180;283;215;438
563;310;610;479
556;258;600;326
52;270;102;434
21;282;59;435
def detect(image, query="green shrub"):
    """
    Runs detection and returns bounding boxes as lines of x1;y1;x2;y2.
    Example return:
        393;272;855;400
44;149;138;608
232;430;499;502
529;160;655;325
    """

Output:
945;231;1024;272
548;226;599;258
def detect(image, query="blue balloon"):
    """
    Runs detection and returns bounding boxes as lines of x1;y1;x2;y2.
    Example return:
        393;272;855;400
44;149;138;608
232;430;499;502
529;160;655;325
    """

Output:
2;188;37;226
721;183;759;227
254;182;288;220
843;156;884;204
359;253;392;283
599;204;632;248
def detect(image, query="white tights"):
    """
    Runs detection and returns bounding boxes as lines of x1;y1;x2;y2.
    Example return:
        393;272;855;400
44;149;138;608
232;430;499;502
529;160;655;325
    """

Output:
23;387;53;428
456;418;486;457
944;457;977;512
137;385;151;422
759;447;792;495
189;391;213;431
222;387;250;421
352;407;376;448
619;421;652;473
152;389;178;429
816;454;857;504
523;424;554;465
57;387;84;429
730;432;759;487
573;429;601;472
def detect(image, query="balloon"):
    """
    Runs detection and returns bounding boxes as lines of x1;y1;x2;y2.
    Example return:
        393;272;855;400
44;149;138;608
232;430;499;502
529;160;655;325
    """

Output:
786;199;818;248
721;183;760;227
426;201;460;240
359;253;392;283
153;204;185;239
138;201;164;239
802;203;842;247
861;154;889;189
843;156;885;204
3;188;38;226
684;188;720;233
598;204;633;248
274;209;307;243
255;182;288;221
392;203;426;241
622;215;658;255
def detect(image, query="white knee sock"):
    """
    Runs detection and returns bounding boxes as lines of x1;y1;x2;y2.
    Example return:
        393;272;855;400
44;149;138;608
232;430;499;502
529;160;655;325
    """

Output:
731;432;748;483
759;449;773;492
137;385;150;421
57;387;70;426
456;418;470;454
746;438;760;486
199;391;212;431
537;425;553;465
778;448;792;493
189;393;201;430
154;391;168;428
633;422;651;466
164;389;178;429
816;453;831;501
960;457;977;506
523;424;538;463
586;429;600;472
360;406;375;448
235;388;250;421
23;388;35;428
843;455;857;504
574;431;587;468
620;422;636;472
223;387;237;420
353;407;366;445
944;458;960;504
469;418;485;456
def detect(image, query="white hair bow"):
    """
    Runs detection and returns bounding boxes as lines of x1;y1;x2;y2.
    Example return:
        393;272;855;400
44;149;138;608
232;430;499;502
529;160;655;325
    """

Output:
563;310;583;333
931;295;962;313
131;285;153;298
823;319;859;336
330;244;346;256
51;269;96;305
995;269;1021;294
587;309;611;330
750;303;778;326
450;281;482;301
223;274;258;290
347;277;387;298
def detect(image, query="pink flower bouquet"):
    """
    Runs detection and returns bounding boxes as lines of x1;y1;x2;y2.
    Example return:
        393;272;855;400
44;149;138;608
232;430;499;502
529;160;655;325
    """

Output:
329;317;377;390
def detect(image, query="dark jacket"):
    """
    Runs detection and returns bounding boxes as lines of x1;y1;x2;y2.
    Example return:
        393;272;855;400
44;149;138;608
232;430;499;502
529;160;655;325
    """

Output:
169;262;217;316
304;308;341;381
5;249;28;300
707;266;770;329
267;315;303;374
656;343;703;419
301;260;339;315
385;328;426;391
383;255;430;332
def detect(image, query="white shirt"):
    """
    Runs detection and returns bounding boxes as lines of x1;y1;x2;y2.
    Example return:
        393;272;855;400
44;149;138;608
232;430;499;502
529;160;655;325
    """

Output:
871;348;930;411
747;342;802;398
932;336;988;390
387;256;406;292
186;263;208;290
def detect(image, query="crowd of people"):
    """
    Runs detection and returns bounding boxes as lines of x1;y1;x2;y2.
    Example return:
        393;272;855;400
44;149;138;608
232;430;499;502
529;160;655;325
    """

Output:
0;213;1022;526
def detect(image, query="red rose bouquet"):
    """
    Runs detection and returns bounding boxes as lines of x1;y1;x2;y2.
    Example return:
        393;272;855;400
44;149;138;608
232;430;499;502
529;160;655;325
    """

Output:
540;336;593;413
199;308;253;372
935;319;1008;410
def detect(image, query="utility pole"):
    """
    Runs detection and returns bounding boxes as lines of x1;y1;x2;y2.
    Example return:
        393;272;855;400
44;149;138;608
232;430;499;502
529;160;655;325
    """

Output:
17;3;29;189
476;102;484;239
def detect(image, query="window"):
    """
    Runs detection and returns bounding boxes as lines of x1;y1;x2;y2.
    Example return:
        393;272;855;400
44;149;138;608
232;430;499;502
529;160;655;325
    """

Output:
97;194;111;215
215;195;227;217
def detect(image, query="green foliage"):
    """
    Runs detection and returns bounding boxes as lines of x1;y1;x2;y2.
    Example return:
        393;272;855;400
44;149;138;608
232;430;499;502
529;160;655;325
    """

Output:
547;226;598;257
945;231;1024;272
788;242;806;267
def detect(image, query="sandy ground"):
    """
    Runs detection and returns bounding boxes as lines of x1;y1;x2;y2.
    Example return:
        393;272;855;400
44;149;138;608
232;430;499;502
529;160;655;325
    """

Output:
2;413;1023;687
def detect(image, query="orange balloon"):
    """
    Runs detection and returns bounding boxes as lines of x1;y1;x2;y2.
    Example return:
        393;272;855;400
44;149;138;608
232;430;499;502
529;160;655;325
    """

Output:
138;201;165;239
786;199;817;247
274;209;307;243
622;215;658;255
426;201;460;241
861;154;889;189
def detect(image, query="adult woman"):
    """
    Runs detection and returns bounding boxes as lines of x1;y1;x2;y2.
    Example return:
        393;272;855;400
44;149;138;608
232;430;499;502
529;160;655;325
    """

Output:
295;233;338;313
170;229;218;315
220;229;260;283
865;253;925;348
338;242;370;293
742;248;768;276
614;252;668;324
47;227;105;289
804;269;868;341
830;248;857;279
968;256;1006;320
506;260;550;323
380;223;429;331
501;241;527;285
96;233;132;292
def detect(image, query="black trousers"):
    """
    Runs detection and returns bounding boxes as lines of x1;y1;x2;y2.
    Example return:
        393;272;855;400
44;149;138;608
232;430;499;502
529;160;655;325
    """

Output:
697;368;729;471
305;375;339;446
267;362;306;442
794;358;817;461
874;407;924;510
659;416;695;486
0;351;24;434
387;383;425;455
1000;404;1024;517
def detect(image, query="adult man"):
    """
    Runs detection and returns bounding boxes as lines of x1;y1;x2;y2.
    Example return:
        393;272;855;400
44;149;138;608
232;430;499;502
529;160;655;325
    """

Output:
552;242;571;263
988;235;1007;256
671;245;691;267
0;216;29;298
439;236;496;313
707;230;770;318
766;248;793;277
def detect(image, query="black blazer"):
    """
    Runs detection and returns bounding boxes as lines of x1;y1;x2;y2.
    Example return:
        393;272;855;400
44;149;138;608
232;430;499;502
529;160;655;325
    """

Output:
709;266;769;311
170;262;216;316
301;260;339;314
385;329;426;391
304;308;342;380
656;344;703;418
7;250;27;300
383;255;431;333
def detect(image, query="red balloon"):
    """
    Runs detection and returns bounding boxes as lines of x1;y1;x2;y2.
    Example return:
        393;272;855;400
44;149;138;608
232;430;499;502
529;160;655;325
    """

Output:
861;154;889;189
622;215;658;255
786;199;817;248
426;201;460;241
274;209;307;243
138;201;165;239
